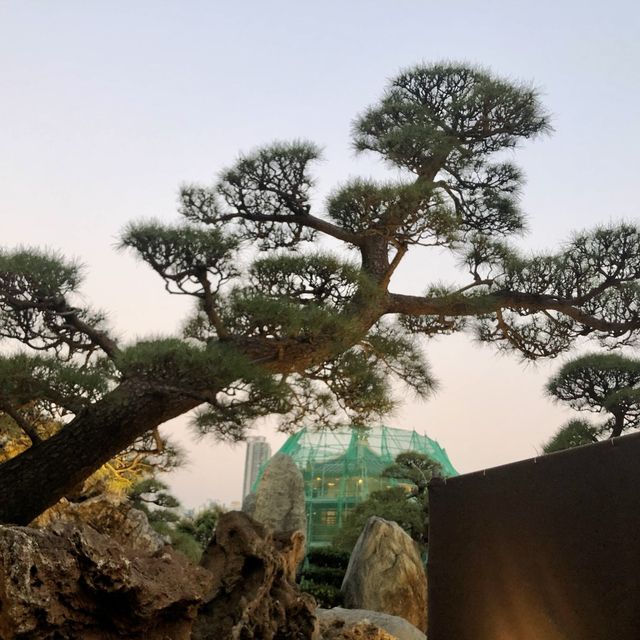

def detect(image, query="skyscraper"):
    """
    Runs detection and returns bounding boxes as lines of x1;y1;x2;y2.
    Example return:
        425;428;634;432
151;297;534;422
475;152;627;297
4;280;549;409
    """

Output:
242;436;271;499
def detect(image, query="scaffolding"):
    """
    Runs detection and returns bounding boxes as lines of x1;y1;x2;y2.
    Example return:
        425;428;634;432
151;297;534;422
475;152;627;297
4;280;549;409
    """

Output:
254;425;457;548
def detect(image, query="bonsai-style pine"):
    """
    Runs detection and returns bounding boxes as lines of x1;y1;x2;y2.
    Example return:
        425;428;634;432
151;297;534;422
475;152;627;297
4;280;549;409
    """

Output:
1;63;639;524
543;353;640;452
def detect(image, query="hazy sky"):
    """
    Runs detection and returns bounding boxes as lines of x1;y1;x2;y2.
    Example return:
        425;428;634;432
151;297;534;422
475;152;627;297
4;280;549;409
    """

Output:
2;1;639;508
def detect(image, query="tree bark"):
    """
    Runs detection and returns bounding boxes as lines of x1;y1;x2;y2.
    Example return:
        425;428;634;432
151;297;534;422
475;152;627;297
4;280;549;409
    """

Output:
0;378;201;524
611;411;625;438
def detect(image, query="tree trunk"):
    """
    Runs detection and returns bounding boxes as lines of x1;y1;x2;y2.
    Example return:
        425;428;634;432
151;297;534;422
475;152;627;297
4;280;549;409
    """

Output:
0;291;383;525
611;411;625;438
0;379;200;525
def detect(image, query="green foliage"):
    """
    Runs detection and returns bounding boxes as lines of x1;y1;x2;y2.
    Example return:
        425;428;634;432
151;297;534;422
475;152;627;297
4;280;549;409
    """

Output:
299;580;343;608
120;222;240;295
248;254;365;310
332;486;425;553
0;248;110;357
382;450;443;494
543;353;640;451
215;141;322;250
299;547;350;608
484;225;640;358
130;478;181;510
305;547;351;569
0;353;109;418
2;62;640;527
116;339;267;389
129;479;224;563
149;519;203;563
0;249;82;303
176;504;224;548
546;353;640;412
327;179;459;247
353;63;548;234
331;451;441;553
542;420;601;454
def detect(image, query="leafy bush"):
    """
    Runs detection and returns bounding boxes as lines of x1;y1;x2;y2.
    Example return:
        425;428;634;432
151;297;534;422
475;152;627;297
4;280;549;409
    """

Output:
299;547;350;607
305;547;351;569
300;579;343;608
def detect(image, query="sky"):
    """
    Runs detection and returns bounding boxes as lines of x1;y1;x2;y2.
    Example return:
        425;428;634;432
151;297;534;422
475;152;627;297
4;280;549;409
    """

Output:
1;1;639;509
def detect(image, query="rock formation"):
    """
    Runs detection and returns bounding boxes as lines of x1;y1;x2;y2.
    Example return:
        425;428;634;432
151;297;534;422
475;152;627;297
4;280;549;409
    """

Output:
341;517;428;632
0;521;212;639
192;510;316;639
318;608;426;640
252;452;307;533
32;494;166;554
319;618;398;639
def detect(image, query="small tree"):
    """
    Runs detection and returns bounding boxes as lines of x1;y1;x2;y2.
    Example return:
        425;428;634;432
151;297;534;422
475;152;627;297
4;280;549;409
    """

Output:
176;503;225;549
332;451;441;553
543;353;640;452
129;478;222;562
332;486;425;554
382;450;443;497
1;63;640;525
542;419;601;453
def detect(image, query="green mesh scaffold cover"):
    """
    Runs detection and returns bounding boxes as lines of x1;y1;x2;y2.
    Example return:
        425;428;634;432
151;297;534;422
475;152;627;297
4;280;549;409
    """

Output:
254;425;457;547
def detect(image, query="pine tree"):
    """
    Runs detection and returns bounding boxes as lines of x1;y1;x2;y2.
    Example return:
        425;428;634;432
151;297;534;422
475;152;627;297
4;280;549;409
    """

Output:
1;63;639;524
543;353;640;452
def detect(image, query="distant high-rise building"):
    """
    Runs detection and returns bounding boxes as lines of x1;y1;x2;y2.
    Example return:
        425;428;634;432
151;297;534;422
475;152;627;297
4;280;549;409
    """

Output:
242;436;271;498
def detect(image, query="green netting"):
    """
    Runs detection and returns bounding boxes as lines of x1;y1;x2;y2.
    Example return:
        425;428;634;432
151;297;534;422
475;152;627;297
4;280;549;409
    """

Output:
253;425;457;548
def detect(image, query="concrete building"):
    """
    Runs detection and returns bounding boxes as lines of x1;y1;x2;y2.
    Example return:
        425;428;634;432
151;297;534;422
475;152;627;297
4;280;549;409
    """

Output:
242;436;271;499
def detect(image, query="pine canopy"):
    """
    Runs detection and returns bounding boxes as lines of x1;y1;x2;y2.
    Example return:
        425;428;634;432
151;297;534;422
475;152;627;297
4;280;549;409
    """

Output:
1;63;639;524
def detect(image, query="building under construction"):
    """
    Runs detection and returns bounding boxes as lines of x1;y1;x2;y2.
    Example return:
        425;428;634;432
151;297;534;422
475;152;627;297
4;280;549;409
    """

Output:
257;425;457;548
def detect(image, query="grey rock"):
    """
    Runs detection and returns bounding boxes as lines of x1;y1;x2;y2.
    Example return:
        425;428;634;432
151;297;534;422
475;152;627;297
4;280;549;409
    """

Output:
317;608;426;640
252;452;306;534
341;516;428;632
241;491;257;517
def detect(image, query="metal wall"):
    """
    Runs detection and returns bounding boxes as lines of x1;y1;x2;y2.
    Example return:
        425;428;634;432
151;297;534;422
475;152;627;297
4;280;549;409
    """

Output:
427;432;640;640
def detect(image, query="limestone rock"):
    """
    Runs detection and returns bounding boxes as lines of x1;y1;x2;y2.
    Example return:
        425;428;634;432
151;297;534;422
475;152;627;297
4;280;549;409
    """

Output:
192;510;317;640
0;522;213;639
252;452;306;533
341;517;428;632
318;608;426;640
33;494;166;555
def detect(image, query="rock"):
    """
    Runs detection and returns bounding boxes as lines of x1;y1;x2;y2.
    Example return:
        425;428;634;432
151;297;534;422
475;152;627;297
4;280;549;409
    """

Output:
341;517;428;632
320;617;398;639
252;452;306;534
318;608;426;640
33;494;166;555
0;521;213;639
274;527;306;583
192;510;317;640
241;491;257;517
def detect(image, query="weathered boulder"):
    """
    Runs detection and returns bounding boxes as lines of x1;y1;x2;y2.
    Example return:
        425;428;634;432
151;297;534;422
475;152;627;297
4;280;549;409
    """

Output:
32;494;166;554
192;510;317;640
252;452;306;533
318;608;426;640
341;517;428;632
0;522;213;639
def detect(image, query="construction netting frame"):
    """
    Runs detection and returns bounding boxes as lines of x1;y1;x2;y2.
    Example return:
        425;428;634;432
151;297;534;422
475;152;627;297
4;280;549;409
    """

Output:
427;431;640;640
254;425;457;547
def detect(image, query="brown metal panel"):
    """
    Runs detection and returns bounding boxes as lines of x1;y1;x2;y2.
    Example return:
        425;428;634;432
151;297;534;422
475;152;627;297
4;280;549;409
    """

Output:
428;432;640;640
